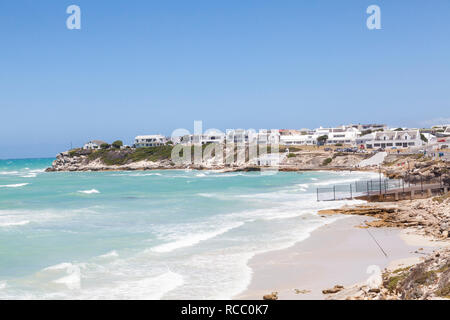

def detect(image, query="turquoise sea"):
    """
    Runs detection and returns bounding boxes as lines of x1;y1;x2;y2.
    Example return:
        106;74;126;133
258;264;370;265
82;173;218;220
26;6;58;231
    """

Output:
0;158;379;299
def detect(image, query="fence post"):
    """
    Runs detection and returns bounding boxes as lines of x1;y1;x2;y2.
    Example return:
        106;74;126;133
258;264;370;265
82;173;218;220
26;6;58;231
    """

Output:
350;184;353;199
333;186;336;201
316;188;319;202
421;176;423;195
367;181;369;196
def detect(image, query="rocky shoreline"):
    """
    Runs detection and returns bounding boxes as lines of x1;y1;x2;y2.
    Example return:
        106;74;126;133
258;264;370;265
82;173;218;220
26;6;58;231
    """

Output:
316;193;450;300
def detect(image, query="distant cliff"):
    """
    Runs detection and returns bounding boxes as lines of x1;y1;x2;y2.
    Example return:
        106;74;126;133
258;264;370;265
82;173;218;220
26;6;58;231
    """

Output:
46;147;175;172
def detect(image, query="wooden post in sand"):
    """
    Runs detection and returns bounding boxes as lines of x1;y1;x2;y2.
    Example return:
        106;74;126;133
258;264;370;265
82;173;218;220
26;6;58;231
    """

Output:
427;189;432;197
411;189;415;200
395;192;399;201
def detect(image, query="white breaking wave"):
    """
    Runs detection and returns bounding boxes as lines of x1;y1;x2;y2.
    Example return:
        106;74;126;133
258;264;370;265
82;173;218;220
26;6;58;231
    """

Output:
110;271;184;300
0;171;19;175
44;262;86;290
0;220;30;227
151;222;245;253
99;250;119;259
0;183;29;188
0;281;7;290
44;262;75;271
78;189;100;194
53;271;81;290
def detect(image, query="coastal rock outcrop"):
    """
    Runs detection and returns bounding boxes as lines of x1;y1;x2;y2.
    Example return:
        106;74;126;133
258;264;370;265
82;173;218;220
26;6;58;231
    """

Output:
332;248;450;300
318;193;450;239
262;292;278;300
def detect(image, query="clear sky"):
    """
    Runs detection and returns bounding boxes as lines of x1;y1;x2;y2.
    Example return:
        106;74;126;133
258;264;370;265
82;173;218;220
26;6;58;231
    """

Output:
1;0;449;158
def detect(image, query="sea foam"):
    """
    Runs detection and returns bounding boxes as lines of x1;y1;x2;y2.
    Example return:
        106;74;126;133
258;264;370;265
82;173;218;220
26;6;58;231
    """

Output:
0;183;29;188
150;222;244;253
78;189;100;194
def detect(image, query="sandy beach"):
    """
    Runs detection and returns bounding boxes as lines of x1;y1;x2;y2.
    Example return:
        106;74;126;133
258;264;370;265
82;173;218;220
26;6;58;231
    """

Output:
237;215;443;300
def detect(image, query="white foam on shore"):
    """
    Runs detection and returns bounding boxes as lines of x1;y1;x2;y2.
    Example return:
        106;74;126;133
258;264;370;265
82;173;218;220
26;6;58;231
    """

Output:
112;271;184;300
78;189;100;194
53;272;81;290
0;281;7;290
0;183;29;188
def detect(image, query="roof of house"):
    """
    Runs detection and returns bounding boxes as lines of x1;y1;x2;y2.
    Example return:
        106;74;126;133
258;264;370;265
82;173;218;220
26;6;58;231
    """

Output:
87;140;107;146
135;135;165;140
373;130;419;141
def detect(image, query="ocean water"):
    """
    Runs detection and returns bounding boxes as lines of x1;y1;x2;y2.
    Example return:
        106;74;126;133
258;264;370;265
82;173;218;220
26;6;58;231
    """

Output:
0;158;380;299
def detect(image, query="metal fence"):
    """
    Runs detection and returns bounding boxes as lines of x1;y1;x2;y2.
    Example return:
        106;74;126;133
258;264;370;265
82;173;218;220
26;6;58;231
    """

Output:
316;176;447;201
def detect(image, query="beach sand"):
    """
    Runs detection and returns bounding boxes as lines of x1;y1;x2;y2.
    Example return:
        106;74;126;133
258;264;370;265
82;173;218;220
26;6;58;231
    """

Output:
236;215;441;300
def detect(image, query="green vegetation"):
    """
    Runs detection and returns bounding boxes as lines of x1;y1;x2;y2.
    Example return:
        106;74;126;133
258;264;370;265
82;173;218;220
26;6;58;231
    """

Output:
287;153;297;158
394;128;404;131
387;274;406;292
436;284;450;298
420;134;428;143
112;140;123;149
322;158;332;166
88;146;174;165
335;143;343;147
69;148;81;157
392;266;412;274
317;135;328;146
100;143;110;150
414;270;437;285
433;192;450;204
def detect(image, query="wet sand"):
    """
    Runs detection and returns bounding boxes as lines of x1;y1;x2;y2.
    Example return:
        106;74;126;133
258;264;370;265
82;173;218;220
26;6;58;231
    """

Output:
236;216;440;300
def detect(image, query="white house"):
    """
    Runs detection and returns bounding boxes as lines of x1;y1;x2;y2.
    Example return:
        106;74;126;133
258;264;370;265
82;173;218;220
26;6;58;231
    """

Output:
314;126;361;146
355;133;375;149
83;140;107;150
179;130;226;145
134;135;168;148
280;133;317;146
363;130;423;149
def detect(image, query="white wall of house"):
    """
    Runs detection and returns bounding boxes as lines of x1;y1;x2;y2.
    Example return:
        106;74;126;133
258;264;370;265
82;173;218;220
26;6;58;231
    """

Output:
280;134;317;145
364;130;423;149
83;140;106;150
313;126;361;145
134;135;168;147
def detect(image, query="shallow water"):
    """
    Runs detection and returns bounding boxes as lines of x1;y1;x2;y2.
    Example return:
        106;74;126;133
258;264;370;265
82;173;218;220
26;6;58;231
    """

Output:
0;158;379;299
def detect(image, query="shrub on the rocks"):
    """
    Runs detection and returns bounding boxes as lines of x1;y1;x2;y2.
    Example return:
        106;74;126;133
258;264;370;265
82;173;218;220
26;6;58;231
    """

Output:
322;158;332;166
112;140;123;149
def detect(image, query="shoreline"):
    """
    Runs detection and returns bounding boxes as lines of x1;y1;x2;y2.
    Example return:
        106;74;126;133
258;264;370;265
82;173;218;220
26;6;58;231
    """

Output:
236;215;444;300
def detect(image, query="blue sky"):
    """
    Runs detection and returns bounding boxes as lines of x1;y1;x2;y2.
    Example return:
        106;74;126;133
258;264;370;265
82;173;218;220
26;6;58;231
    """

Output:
1;0;449;158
